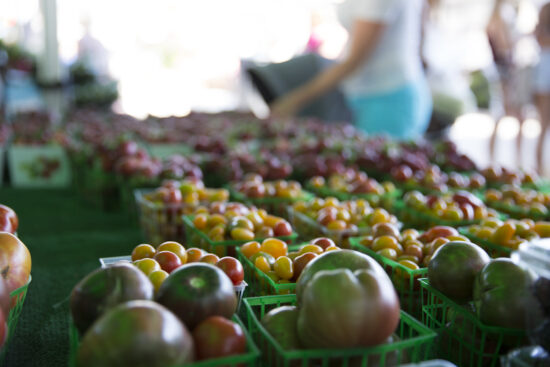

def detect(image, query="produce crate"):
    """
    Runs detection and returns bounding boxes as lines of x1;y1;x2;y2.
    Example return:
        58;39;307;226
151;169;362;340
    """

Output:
183;216;298;258
395;201;484;230
236;245;302;297
98;256;248;310
7;144;71;187
485;200;550;221
0;276;32;363
244;294;436;367
135;189;198;246
305;183;401;210
228;187;314;219
458;228;513;258
287;207;371;249
419;278;527;367
350;237;428;317
68;314;260;367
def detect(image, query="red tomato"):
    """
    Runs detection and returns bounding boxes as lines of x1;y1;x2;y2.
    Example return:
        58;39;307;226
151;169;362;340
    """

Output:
0;205;18;233
153;251;182;273
216;257;244;285
192;316;246;360
273;220;292;237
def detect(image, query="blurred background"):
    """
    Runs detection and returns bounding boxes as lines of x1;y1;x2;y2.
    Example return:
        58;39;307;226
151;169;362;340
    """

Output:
0;0;548;175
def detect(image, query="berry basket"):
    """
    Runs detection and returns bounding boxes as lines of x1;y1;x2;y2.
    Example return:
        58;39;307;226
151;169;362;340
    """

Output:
395;201;487;230
98;256;248;311
458;228;513;258
287;207;371;248
135;189;198;245
183;215;298;258
243;294;436;367
228;187;314;219
419;278;527;367
305;183;401;210
68;314;260;367
0;276;32;363
350;237;428;317
485;200;550;221
236;245;302;297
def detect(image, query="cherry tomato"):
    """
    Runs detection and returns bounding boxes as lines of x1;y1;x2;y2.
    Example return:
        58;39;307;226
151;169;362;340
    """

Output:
216;257;244;285
157;241;187;264
274;256;293;280
186;248;206;263
254;256;271;273
192;316;246;361
240;241;261;259
200;254;220;265
131;244;156;261
260;238;288;259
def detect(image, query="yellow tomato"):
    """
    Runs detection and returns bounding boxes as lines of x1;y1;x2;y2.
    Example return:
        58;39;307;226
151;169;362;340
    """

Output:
298;244;324;256
254;256;272;273
230;228;255;241
274;256;294;280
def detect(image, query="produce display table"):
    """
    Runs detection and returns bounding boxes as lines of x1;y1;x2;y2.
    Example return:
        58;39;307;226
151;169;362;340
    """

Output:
0;188;143;367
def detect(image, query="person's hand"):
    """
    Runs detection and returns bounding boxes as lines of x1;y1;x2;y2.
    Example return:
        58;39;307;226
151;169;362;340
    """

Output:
269;94;302;118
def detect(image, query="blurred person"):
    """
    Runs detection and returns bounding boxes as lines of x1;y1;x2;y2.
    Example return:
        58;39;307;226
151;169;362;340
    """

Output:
535;1;550;174
486;0;532;167
270;0;432;140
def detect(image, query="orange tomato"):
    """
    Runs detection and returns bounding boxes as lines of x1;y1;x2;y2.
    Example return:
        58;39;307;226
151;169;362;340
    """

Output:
240;241;261;259
186;248;206;263
260;238;288;259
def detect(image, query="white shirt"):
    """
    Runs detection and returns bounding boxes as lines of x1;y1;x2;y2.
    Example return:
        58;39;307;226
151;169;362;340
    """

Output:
337;0;425;95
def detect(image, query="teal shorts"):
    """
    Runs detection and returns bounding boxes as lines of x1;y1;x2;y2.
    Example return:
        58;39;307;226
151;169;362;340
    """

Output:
347;78;433;140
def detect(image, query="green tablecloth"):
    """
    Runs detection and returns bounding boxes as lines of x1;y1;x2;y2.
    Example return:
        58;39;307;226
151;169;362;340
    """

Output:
0;189;142;367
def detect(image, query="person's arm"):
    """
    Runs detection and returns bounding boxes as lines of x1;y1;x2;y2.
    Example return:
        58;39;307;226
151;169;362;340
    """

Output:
270;20;386;117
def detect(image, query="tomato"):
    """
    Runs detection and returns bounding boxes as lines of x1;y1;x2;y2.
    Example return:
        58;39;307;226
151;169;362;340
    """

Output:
153;251;183;273
292;252;318;281
273;220;293;237
377;248;398;261
0;205;18;233
156;263;237;330
310;237;335;250
260;238;288;259
230;228;255;241
256;226;274;238
326;220;347;231
131;244;156;262
193;214;208;230
428;241;490;303
371;236;400;253
216;257;244;285
0;233;31;295
254;256;271;273
240;241;261;259
157;242;187;264
192;316;246;361
249;252;276;266
135;258;161;276
186;248;206;263
298;244;323;256
149;270;169;292
229;216;254;232
207;214;227;228
200;254;220;265
274;256;294;280
404;245;423;261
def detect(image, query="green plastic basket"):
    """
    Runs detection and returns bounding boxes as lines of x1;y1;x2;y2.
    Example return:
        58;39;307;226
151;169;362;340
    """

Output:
419;278;527;367
236;245;305;297
69;314;260;367
485;200;550;221
288;207;371;249
458;228;513;258
395;201;484;230
228;187;314;219
135;189;199;246
349;237;428;318
0;276;32;363
244;294;436;367
305;182;401;210
183;216;298;258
